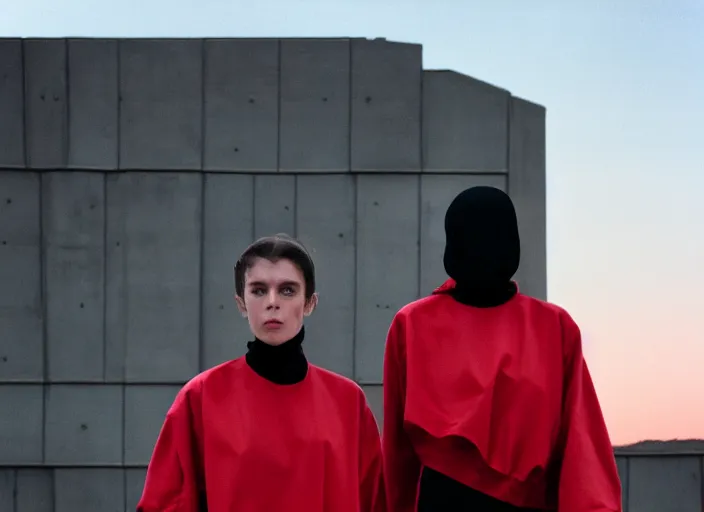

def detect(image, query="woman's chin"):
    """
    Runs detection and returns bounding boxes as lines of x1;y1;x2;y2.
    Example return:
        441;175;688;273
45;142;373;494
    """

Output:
256;328;291;346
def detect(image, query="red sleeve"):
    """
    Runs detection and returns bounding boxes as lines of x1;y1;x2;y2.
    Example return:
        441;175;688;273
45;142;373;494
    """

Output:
556;314;623;511
137;383;204;512
358;395;387;512
382;313;422;512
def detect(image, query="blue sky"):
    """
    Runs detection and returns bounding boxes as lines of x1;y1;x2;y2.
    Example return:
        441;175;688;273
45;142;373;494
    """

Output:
3;0;703;442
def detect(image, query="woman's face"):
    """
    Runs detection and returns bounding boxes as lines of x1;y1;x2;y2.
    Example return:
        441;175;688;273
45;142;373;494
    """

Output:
235;257;316;345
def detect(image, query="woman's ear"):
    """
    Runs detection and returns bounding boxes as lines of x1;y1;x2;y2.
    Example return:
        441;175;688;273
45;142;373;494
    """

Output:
235;295;248;318
303;292;318;316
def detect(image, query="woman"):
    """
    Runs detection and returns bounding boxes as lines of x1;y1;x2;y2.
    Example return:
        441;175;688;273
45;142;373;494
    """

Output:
382;186;622;511
138;234;386;512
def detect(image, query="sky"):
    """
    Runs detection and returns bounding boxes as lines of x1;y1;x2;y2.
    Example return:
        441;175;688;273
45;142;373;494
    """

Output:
3;0;703;445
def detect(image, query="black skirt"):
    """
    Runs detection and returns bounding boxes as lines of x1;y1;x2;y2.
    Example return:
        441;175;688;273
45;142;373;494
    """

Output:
416;466;544;512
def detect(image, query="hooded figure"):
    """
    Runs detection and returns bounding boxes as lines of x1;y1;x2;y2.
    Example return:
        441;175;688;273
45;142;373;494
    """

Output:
382;186;622;512
443;185;520;307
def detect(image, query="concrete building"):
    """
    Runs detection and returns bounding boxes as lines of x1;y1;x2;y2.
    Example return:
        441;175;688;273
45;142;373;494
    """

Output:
0;36;699;511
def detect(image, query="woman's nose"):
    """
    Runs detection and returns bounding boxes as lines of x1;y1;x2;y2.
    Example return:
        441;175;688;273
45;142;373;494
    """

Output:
266;290;280;309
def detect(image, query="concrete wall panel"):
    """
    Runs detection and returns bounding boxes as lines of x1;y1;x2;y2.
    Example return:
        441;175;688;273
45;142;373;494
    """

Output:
0;471;13;510
67;39;118;169
103;174;126;382
509;97;547;300
204;39;279;172
0;385;43;464
124;385;181;465
202;174;255;368
351;39;422;172
362;384;383;431
54;469;125;512
616;456;629;510
296;175;355;376
45;384;123;465
0;39;25;167
16;469;53;512
24;39;67;169
355;175;419;383
43;172;105;382
0;172;43;382
105;173;202;382
422;71;509;172
119;39;202;170
280;39;350;171
126;468;147;512
628;456;702;512
419;174;507;296
254;174;296;238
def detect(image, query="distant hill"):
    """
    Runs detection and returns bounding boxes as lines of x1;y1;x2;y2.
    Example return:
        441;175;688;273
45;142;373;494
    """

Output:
614;438;704;454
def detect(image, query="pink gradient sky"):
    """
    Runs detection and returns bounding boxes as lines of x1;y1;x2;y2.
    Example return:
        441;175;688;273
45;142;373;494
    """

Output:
550;166;704;444
5;0;702;445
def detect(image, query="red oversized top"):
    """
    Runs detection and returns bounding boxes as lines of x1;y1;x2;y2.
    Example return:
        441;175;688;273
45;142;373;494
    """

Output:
382;278;622;511
138;358;386;512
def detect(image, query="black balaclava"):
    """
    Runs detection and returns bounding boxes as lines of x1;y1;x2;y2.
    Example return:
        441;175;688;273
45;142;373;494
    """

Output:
442;186;520;307
245;325;308;385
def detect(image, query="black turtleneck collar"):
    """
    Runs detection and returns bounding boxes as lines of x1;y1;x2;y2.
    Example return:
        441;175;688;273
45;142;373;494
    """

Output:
245;325;308;385
450;281;518;308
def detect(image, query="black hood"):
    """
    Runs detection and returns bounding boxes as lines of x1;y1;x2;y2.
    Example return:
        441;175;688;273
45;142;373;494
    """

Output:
443;186;520;290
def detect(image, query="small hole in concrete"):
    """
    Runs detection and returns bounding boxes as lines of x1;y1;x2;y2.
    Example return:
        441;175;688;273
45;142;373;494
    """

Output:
234;147;239;152
80;303;84;309
322;97;328;102
80;423;88;431
1;356;7;363
6;198;11;204
365;96;372;103
40;94;45;101
1;241;6;245
373;201;379;206
338;233;344;238
284;205;289;211
116;241;120;247
219;305;224;310
248;97;255;104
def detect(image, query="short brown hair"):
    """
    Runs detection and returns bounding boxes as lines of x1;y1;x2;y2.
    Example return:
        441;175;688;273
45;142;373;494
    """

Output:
234;233;316;300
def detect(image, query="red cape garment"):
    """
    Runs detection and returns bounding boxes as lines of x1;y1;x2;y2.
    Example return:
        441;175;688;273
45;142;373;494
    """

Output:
137;358;386;512
382;278;622;511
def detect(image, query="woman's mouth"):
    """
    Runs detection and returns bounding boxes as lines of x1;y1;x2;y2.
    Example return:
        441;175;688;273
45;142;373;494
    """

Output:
264;320;283;330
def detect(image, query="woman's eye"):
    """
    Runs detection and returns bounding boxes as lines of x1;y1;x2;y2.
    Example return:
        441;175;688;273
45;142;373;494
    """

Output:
282;287;295;296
